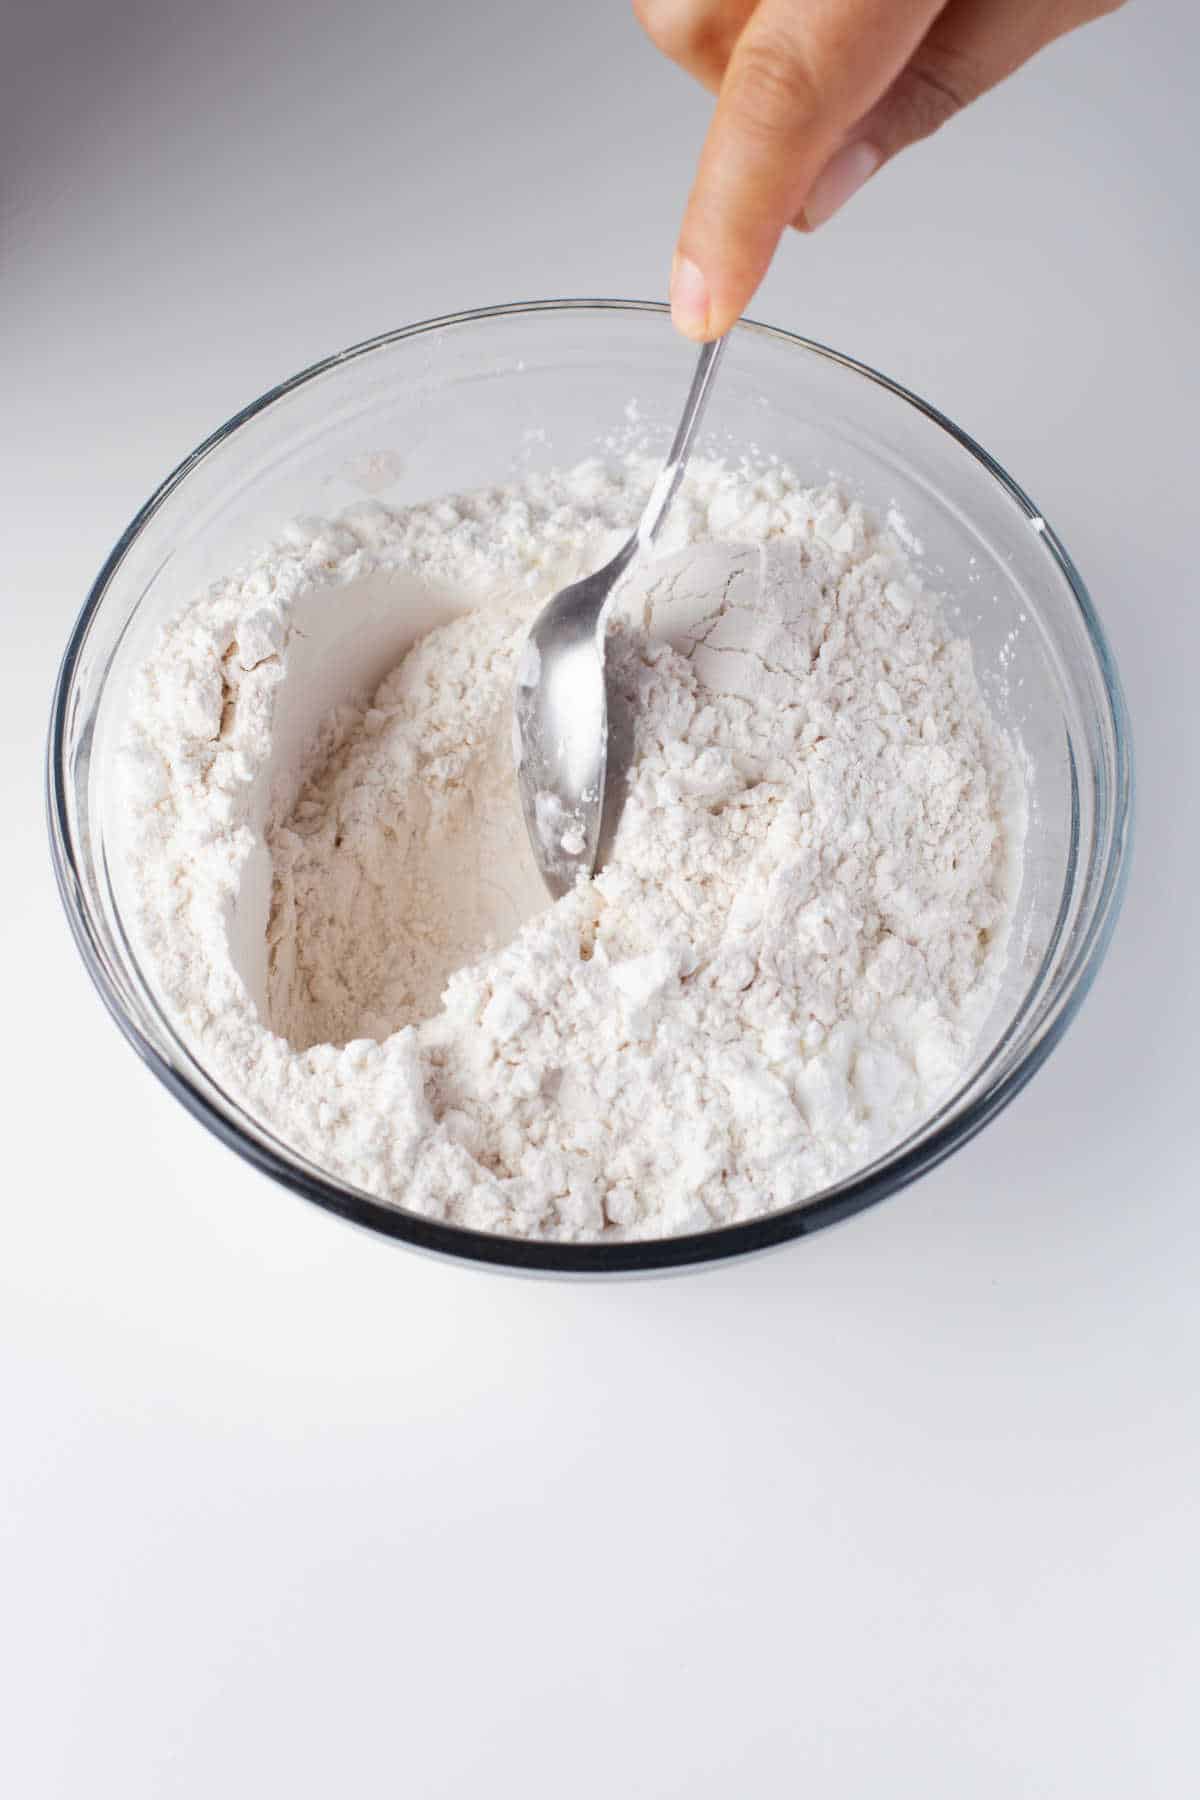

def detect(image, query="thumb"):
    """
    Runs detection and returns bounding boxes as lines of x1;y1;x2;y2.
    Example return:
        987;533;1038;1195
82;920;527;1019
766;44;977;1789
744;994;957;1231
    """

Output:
671;0;943;338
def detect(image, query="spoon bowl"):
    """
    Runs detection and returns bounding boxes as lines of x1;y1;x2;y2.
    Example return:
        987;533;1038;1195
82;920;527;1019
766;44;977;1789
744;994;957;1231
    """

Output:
513;551;628;897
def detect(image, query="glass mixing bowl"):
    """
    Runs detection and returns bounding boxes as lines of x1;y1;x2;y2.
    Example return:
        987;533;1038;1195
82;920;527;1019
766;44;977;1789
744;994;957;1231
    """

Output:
47;300;1132;1273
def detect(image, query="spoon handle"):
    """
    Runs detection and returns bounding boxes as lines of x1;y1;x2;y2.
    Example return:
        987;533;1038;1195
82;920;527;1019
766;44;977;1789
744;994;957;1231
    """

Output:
633;333;728;553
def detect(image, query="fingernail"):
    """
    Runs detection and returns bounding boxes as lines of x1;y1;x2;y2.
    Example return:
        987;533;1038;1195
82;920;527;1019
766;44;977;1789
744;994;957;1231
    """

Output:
670;254;711;340
804;141;881;229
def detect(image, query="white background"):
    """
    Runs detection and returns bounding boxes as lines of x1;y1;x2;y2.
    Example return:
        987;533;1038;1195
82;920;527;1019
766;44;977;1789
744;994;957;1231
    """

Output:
4;2;1198;1793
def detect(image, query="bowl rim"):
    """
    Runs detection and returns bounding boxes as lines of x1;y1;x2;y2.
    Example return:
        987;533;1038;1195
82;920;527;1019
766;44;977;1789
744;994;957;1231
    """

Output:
46;297;1134;1276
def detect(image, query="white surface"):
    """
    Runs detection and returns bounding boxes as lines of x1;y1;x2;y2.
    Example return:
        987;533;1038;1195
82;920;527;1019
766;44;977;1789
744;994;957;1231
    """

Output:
3;2;1197;1792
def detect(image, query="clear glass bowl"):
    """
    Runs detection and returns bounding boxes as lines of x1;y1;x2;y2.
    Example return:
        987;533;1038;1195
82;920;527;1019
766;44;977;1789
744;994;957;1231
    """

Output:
47;300;1133;1273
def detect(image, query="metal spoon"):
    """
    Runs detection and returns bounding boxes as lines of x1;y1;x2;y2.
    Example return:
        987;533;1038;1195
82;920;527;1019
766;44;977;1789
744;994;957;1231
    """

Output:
514;333;727;898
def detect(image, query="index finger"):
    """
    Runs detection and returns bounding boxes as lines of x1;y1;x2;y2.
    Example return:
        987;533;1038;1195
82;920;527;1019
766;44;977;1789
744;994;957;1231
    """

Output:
672;0;945;337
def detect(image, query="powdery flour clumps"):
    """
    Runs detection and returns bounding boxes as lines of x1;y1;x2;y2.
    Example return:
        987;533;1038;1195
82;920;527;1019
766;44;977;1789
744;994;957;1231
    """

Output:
121;457;1025;1241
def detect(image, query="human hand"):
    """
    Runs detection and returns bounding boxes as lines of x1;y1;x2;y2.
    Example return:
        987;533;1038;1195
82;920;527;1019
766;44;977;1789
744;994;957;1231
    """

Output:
635;0;1125;338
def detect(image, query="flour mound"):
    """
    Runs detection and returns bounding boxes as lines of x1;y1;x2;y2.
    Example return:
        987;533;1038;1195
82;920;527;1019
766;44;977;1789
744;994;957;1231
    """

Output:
120;458;1025;1242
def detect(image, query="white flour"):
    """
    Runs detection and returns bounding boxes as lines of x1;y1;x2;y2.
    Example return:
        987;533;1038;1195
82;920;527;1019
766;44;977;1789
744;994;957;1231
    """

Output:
121;456;1025;1240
